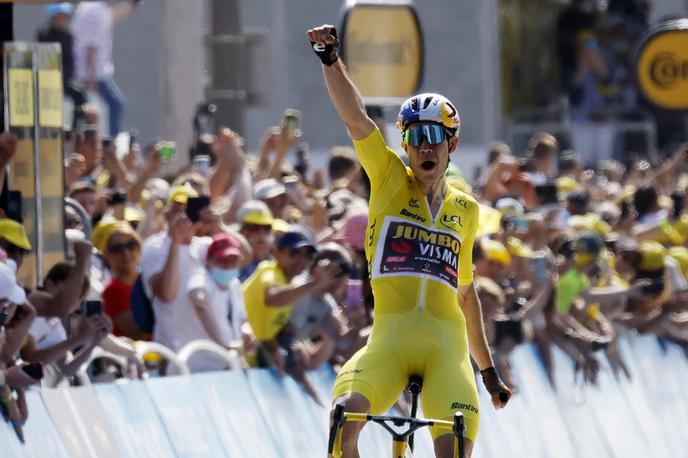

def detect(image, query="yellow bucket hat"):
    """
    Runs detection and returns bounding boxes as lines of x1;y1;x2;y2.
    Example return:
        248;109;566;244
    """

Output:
506;236;534;259
481;239;511;266
166;183;198;206
639;241;666;271
0;218;32;250
668;246;688;278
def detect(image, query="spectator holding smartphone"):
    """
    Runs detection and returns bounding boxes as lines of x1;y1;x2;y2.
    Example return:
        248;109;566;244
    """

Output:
243;226;339;373
22;260;111;380
139;186;214;358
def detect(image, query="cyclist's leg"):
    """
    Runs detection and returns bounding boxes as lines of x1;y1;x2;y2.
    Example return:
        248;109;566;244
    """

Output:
421;348;480;457
329;392;370;458
331;343;407;457
433;435;474;458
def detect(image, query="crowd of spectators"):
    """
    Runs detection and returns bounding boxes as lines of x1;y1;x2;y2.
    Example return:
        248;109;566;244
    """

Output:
0;0;687;444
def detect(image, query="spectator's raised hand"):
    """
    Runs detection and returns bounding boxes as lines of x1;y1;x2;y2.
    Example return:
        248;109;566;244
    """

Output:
212;127;245;166
169;213;195;245
73;239;93;262
87;315;112;345
0;133;18;168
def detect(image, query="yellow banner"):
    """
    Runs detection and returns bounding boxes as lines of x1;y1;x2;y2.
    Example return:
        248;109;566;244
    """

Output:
8;69;35;127
38;70;63;128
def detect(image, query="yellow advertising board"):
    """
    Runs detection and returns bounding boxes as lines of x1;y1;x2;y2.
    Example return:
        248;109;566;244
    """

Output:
8;68;35;127
341;2;423;98
635;20;688;110
38;70;63;128
3;42;65;287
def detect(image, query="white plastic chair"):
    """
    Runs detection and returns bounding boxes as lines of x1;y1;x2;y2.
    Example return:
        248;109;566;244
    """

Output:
135;341;191;376
177;339;243;371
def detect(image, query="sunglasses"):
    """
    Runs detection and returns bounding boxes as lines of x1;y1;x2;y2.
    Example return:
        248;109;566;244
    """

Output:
243;223;272;233
403;124;449;147
290;247;315;259
107;240;139;254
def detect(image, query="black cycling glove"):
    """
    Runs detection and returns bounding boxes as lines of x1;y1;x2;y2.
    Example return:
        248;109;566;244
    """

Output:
310;27;339;66
481;367;512;404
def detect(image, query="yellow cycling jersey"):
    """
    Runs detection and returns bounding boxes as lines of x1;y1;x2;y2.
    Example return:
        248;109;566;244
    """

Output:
354;127;479;321
243;260;291;341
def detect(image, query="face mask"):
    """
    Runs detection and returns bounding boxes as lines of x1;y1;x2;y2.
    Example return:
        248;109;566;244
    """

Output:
210;267;239;286
5;258;17;274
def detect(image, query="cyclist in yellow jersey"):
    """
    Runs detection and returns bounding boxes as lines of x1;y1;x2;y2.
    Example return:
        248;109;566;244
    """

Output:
307;24;511;458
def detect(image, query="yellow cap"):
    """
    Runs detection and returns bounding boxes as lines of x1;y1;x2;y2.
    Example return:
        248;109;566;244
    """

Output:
124;206;143;222
166;184;198;206
92;219;137;252
668;246;688;278
556;176;582;194
238;201;274;226
0;218;32;250
569;214;611;236
477;204;502;237
506;236;533;258
272;218;290;234
481;239;511;266
674;214;688;238
639;241;666;271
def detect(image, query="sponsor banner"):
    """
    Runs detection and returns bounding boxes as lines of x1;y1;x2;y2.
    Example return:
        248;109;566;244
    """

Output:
635;20;688;110
372;216;462;288
341;2;423;98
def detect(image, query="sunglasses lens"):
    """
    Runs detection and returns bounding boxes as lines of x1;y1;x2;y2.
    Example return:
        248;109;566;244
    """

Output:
423;124;445;145
404;124;446;147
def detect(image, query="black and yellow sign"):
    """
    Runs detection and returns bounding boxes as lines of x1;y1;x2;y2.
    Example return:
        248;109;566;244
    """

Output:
635;20;688;110
3;42;65;288
341;1;423;98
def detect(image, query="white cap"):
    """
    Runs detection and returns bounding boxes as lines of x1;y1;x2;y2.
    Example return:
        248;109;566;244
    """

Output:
0;262;26;304
495;197;525;216
252;178;286;200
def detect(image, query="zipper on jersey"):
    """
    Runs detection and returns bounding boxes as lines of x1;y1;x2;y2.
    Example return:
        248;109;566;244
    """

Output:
418;194;446;310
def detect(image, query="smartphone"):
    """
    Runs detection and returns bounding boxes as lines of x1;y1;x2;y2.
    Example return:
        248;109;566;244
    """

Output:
21;362;43;380
192;155;211;178
532;255;548;283
102;137;114;151
129;129;138;151
108;190;127;206
84;300;103;317
186;196;210;222
0;310;8;327
513;216;529;232
159;141;176;161
641;280;665;296
282;108;301;139
345;280;364;311
535;183;558;206
5;190;23;223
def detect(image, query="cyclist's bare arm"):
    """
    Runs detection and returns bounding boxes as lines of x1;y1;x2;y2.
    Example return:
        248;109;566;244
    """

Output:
307;25;376;141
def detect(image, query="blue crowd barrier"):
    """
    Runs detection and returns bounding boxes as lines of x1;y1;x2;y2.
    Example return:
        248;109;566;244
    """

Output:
1;333;686;457
94;381;176;458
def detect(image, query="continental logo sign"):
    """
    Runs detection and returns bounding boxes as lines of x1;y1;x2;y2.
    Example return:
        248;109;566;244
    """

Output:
341;3;423;98
635;21;688;110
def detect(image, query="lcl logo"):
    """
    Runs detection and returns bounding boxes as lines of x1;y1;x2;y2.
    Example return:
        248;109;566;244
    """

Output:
649;52;688;89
